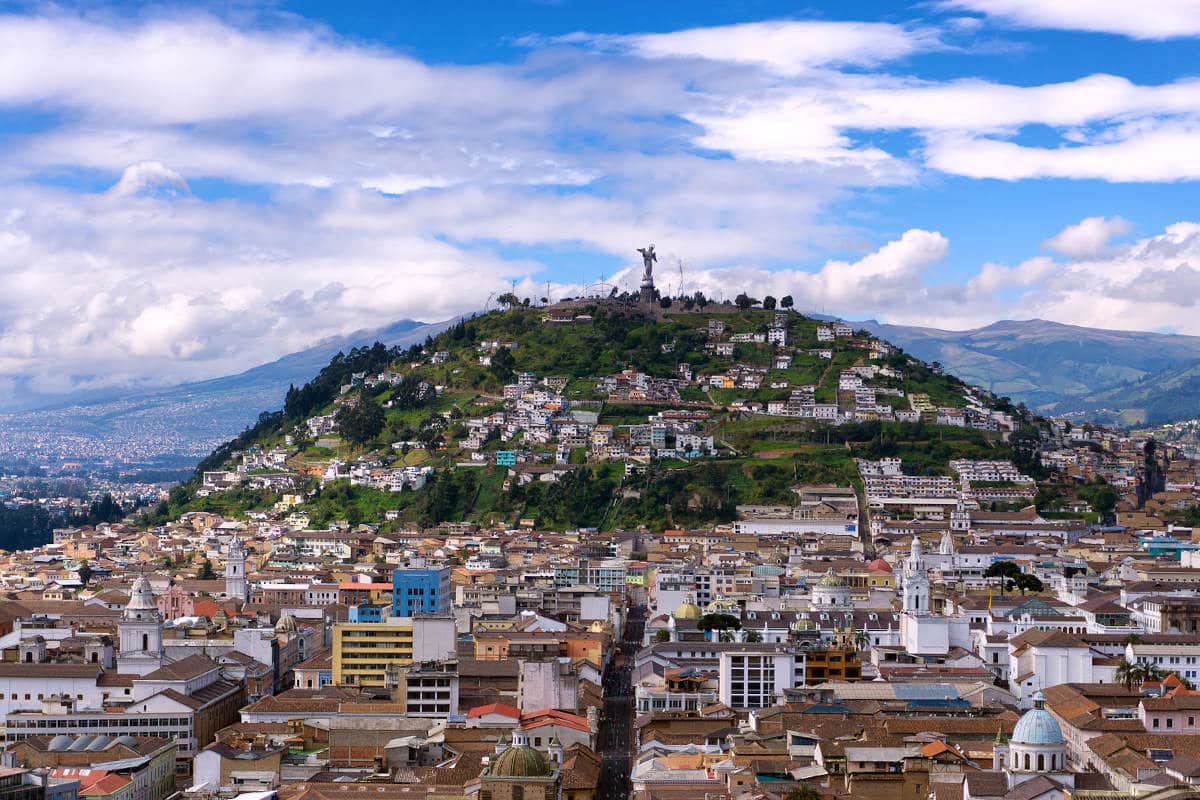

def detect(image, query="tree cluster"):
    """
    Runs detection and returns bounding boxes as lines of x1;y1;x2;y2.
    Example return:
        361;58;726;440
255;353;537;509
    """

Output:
335;395;386;445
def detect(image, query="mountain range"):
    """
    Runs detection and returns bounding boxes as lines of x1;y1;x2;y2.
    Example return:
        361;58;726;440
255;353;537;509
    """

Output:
860;318;1200;426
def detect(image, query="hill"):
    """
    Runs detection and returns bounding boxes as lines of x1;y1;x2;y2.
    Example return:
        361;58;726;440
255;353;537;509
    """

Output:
859;318;1200;422
1053;361;1200;427
0;318;453;468
147;301;1042;533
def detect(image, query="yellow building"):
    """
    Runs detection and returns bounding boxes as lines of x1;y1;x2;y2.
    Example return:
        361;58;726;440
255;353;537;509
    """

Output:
803;644;862;685
331;617;455;687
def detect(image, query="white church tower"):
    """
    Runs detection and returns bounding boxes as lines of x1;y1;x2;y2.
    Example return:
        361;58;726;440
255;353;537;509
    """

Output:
117;575;164;675
225;538;248;603
901;537;930;614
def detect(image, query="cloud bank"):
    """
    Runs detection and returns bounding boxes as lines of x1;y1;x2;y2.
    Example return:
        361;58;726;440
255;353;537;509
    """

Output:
0;9;1199;400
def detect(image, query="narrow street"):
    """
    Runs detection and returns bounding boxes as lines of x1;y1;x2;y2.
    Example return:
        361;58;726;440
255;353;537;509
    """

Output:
598;604;644;800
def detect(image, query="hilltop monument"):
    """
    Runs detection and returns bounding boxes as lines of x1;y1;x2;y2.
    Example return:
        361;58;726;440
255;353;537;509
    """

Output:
637;243;656;306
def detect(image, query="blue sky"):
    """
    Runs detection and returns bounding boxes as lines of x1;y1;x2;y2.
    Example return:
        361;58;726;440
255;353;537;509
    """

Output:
1;0;1200;400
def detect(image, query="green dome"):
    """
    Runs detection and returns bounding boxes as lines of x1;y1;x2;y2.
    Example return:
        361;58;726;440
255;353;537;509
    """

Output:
490;745;550;778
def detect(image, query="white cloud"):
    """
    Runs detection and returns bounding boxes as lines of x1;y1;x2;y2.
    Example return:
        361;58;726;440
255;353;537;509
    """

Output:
685;73;1200;177
925;122;1200;182
2;9;1200;399
644;229;952;319
613;20;939;74
1042;216;1132;258
941;0;1200;40
107;161;190;198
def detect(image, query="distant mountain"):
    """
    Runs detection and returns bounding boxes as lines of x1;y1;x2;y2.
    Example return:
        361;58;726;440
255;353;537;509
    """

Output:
0;318;455;465
1053;361;1200;427
859;318;1200;424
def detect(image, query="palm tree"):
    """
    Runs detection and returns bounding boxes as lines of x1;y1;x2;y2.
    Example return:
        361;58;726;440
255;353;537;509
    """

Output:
1137;663;1166;685
1116;659;1139;690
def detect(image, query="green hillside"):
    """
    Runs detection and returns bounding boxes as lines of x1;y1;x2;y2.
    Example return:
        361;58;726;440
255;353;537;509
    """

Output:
144;301;1037;532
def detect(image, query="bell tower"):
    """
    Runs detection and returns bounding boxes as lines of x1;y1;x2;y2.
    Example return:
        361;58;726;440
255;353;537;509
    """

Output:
901;537;930;614
226;538;248;603
117;575;164;675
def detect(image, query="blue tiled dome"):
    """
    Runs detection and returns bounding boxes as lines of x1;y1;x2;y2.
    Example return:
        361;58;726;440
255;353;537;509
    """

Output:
1012;691;1064;745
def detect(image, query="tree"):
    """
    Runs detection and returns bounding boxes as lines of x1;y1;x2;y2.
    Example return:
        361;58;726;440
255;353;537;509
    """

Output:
1116;659;1139;690
1138;662;1166;685
496;292;520;308
654;629;670;643
659;296;673;309
1013;573;1044;595
697;613;741;632
77;560;93;587
336;396;385;445
198;558;216;580
745;629;763;643
490;347;517;383
984;561;1023;595
418;426;444;451
781;295;794;309
762;295;777;310
785;784;823;800
734;293;754;310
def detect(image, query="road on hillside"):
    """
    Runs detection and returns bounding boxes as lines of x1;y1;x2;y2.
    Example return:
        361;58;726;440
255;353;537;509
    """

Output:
597;605;644;800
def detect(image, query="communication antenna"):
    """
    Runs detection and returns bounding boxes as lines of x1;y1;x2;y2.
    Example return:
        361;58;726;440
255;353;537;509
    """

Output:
676;258;686;299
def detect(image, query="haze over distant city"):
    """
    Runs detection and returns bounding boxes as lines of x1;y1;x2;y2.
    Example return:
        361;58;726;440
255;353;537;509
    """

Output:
3;0;1200;403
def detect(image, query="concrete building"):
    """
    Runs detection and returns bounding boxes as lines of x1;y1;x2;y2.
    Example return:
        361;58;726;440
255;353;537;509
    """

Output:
391;568;451;618
718;645;806;710
331;616;455;687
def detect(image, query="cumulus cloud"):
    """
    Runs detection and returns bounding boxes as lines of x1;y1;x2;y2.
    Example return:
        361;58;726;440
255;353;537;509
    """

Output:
1042;216;1132;258
941;0;1200;40
1;9;1200;397
107;161;191;198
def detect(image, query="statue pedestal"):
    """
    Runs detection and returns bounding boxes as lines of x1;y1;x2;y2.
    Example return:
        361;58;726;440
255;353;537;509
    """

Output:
640;284;655;307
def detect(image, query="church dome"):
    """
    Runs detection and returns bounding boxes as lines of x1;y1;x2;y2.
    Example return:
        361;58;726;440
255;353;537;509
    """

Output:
490;745;550;778
867;559;893;574
817;569;847;588
1012;692;1064;745
275;613;298;633
673;601;702;620
704;598;737;614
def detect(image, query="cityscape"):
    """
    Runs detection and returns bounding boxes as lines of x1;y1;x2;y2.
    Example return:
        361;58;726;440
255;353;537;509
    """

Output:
2;5;1200;800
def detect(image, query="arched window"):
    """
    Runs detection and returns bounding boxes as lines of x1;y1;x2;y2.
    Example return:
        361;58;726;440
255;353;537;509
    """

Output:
512;787;524;800
1037;754;1045;771
91;652;99;664
142;633;149;651
1023;753;1030;770
24;652;32;663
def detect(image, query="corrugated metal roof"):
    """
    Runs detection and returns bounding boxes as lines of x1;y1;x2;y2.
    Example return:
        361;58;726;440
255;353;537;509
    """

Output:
893;684;960;701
